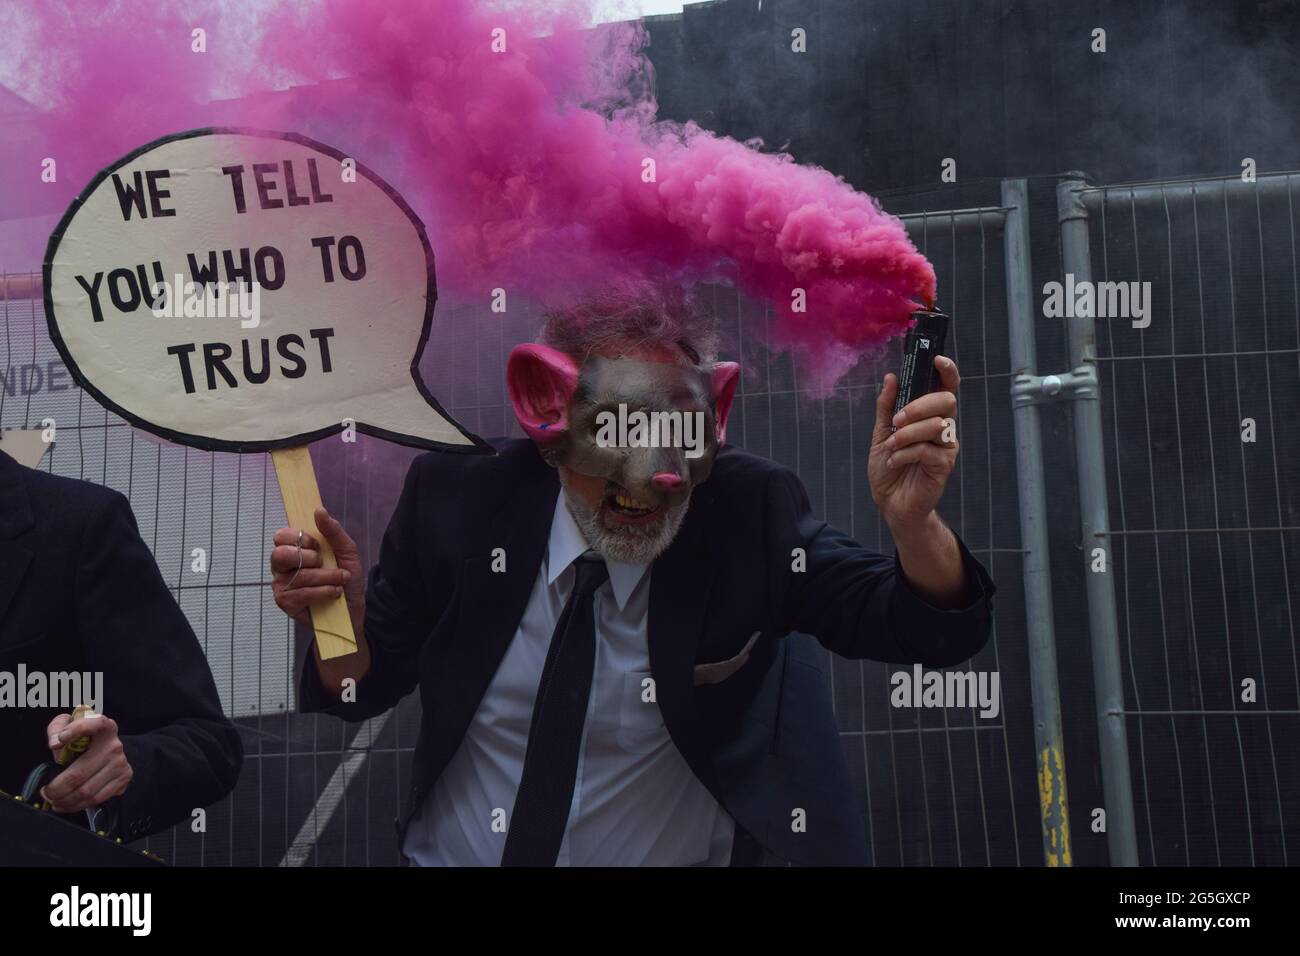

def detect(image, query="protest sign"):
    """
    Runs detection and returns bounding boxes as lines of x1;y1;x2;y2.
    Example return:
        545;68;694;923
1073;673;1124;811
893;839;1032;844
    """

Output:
44;129;487;657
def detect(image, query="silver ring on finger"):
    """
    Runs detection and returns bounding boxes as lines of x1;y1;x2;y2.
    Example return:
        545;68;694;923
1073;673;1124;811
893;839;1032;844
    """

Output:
288;530;305;588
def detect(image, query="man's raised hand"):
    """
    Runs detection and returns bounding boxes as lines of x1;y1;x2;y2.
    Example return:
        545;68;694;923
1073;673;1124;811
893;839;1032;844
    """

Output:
868;354;961;531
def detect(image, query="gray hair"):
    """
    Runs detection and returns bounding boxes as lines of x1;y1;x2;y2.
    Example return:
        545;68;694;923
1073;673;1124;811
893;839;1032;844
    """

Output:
538;279;720;366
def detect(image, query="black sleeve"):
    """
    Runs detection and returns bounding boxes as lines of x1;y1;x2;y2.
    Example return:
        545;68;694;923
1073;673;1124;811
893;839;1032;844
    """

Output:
767;466;997;666
297;456;432;720
75;489;243;842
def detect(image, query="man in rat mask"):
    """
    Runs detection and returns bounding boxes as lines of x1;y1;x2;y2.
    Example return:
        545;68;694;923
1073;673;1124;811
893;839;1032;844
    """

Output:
269;281;996;866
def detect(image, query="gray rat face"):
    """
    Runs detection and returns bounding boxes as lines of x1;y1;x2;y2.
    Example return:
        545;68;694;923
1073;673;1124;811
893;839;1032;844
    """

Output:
507;339;739;563
551;354;720;511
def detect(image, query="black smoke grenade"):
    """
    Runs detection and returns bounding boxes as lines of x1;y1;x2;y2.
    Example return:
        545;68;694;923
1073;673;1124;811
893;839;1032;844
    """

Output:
892;308;949;423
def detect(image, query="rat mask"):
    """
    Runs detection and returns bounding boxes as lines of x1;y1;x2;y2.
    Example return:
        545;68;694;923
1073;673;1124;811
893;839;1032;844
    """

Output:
508;343;740;563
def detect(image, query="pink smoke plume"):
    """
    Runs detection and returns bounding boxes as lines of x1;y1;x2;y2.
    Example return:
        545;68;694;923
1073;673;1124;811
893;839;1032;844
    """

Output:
11;0;934;394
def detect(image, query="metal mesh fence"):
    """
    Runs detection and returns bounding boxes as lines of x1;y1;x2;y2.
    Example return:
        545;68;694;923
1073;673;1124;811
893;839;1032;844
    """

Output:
1083;174;1300;866
0;195;1040;865
6;172;1294;866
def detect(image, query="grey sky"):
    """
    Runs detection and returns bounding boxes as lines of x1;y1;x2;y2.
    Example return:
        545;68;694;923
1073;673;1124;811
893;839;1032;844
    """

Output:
595;0;701;19
0;1;711;104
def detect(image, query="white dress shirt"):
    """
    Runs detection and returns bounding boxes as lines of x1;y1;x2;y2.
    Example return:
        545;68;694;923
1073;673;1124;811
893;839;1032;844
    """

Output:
402;491;736;866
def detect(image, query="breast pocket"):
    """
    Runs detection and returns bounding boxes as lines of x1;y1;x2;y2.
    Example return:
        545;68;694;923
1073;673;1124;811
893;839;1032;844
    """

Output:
617;670;667;755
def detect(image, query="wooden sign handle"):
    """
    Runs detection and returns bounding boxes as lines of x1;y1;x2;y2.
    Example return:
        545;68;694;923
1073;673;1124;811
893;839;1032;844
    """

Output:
271;446;357;660
0;428;52;469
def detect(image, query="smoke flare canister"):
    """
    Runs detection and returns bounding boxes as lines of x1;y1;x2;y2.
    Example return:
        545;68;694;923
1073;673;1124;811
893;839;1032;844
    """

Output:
892;308;949;422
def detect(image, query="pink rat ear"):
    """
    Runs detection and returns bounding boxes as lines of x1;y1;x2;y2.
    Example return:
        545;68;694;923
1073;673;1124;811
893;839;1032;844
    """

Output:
507;343;580;443
711;362;741;445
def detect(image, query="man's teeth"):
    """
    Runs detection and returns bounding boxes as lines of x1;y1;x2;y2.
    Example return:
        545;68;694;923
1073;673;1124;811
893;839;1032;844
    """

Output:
613;493;652;511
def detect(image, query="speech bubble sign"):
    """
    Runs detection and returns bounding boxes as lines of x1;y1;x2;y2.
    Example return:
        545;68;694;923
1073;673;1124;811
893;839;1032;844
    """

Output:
43;128;488;453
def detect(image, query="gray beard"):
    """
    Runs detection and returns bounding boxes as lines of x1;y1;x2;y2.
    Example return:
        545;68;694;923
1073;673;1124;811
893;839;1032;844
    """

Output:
559;477;691;565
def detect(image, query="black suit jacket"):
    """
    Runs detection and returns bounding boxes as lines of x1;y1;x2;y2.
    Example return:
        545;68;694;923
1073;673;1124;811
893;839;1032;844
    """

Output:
0;448;242;842
300;438;996;865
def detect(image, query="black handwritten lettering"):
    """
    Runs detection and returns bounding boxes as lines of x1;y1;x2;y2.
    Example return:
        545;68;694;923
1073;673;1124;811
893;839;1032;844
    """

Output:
203;342;238;390
307;158;333;203
310;328;335;372
255;246;285;290
107;268;140;312
243;338;271;384
223;248;253;286
167;329;339;393
277;334;307;378
75;272;105;322
311;236;337;281
188;252;219;288
168;343;198;394
312;236;365;282
283;162;311;206
111;172;148;220
337;236;366;280
222;165;248;213
253;163;283;210
144;170;176;217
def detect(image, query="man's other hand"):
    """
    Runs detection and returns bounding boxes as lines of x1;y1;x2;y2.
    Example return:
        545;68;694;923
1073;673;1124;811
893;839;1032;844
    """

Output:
270;506;365;631
42;712;133;813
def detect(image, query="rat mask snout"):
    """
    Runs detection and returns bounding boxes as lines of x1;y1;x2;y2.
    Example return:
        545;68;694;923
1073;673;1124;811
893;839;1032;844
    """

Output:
652;471;683;492
602;442;694;511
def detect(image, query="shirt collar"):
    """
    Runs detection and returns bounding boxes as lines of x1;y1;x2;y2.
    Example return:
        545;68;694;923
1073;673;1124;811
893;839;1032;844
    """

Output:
547;491;649;612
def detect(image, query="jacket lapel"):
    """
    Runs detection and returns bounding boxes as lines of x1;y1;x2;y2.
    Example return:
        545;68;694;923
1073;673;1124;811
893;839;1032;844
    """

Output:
465;445;559;681
647;504;720;795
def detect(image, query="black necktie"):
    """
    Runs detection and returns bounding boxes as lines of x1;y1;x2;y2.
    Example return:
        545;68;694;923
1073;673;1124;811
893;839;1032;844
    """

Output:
501;552;609;866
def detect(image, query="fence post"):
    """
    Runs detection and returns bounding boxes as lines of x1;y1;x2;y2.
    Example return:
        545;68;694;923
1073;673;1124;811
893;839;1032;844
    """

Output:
1001;179;1073;866
1056;175;1139;866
